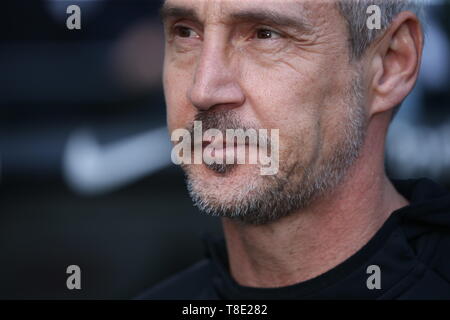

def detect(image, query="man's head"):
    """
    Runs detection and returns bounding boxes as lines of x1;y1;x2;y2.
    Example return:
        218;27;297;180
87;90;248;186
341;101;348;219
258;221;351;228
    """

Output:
162;0;424;225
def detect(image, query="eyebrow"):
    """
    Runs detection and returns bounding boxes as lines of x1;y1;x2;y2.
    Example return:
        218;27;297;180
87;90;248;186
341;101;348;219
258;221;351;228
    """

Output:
229;9;313;32
160;3;312;33
160;4;200;23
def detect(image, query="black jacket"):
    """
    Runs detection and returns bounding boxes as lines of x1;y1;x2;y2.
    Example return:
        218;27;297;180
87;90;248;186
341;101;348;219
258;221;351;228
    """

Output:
138;178;450;299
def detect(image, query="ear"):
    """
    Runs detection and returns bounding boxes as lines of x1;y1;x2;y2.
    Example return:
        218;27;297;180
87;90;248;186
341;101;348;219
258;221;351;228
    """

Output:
367;11;424;118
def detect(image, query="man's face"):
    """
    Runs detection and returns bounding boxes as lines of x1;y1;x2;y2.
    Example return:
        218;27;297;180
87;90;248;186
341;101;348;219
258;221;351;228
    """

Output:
162;0;367;224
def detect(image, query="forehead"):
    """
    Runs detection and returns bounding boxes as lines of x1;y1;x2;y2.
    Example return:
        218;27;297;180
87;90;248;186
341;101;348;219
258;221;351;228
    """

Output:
162;0;340;25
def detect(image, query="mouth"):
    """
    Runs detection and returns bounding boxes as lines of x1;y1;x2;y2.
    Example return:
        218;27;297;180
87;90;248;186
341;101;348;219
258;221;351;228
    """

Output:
188;140;255;165
200;139;257;151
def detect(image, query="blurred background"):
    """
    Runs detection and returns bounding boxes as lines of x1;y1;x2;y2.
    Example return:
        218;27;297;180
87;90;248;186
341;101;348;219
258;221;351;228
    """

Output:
0;0;449;299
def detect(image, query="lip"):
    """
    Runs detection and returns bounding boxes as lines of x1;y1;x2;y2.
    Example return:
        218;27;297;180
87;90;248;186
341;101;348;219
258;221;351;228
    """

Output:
201;140;253;150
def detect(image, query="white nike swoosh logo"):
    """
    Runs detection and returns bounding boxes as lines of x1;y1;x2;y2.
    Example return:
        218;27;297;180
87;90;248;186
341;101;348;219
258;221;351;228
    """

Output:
63;126;172;195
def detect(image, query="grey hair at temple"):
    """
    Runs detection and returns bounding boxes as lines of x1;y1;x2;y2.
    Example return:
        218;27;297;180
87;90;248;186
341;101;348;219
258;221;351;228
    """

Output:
338;0;426;59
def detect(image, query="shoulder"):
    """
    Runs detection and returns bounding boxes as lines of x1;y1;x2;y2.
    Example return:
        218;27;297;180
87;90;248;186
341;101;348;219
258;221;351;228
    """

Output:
135;259;218;300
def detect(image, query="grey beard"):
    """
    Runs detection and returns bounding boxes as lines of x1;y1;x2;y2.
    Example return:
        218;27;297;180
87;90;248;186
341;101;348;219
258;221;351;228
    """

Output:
184;75;367;226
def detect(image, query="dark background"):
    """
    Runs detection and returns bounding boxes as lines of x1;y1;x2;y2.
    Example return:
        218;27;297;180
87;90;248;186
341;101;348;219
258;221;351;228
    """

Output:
0;0;449;299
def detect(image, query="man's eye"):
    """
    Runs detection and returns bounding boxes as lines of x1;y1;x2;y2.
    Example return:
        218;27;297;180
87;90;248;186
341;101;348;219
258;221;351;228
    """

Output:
255;29;282;40
174;26;199;39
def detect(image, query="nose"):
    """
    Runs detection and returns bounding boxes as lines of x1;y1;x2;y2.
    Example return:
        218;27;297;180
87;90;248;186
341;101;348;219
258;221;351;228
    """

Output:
187;41;245;112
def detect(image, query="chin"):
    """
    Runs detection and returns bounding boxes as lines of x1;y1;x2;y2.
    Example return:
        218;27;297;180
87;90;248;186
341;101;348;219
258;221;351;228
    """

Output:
184;163;264;204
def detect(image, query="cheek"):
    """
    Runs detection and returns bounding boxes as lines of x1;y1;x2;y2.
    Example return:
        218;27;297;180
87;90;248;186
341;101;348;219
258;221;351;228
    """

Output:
240;75;320;162
238;56;346;162
241;58;323;130
164;64;195;132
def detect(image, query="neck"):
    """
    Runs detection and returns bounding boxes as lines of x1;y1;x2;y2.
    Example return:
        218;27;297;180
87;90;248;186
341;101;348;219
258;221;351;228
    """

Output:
221;116;409;288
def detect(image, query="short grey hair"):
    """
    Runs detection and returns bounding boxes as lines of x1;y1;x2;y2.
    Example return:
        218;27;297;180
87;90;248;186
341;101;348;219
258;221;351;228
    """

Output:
338;0;425;59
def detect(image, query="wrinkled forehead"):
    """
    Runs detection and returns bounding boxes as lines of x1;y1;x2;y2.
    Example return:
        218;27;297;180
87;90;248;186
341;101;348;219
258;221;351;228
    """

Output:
161;0;341;27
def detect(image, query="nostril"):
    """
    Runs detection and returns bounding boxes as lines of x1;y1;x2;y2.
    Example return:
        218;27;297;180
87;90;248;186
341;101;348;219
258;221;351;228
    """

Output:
187;88;213;111
188;85;246;112
187;59;245;111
